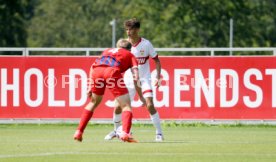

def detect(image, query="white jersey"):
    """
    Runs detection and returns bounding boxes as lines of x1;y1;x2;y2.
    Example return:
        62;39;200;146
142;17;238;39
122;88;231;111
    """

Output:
124;37;158;99
130;37;158;79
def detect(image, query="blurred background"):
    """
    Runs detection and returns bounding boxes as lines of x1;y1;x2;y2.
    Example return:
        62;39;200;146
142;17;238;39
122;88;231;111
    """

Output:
0;0;275;50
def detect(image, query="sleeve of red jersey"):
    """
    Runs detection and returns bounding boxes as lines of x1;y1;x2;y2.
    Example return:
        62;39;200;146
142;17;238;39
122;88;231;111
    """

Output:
130;54;138;69
148;41;158;59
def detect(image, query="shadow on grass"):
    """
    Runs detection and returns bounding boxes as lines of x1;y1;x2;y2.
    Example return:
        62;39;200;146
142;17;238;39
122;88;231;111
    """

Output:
137;140;188;144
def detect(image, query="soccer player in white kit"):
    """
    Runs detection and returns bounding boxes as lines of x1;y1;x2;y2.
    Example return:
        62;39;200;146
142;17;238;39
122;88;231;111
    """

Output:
105;18;164;142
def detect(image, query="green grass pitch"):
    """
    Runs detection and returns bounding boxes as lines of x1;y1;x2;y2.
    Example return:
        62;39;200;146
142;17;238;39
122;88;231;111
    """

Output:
0;123;276;162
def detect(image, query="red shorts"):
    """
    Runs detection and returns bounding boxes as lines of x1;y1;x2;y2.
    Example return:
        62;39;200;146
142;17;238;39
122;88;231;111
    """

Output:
90;67;128;97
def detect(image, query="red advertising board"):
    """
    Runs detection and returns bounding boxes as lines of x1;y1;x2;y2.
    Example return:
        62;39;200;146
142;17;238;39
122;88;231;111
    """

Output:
0;56;275;119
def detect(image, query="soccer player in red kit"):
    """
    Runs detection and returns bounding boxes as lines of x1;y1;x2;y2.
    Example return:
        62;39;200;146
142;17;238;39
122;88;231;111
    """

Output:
74;39;145;143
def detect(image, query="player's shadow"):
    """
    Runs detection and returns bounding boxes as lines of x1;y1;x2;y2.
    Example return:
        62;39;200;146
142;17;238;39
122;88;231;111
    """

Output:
138;140;188;143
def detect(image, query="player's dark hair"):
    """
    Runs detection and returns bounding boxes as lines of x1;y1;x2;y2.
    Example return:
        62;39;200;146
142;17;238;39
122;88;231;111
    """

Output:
116;39;132;51
124;18;140;29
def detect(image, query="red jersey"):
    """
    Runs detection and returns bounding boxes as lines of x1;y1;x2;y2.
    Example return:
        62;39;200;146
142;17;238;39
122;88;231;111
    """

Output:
93;48;138;73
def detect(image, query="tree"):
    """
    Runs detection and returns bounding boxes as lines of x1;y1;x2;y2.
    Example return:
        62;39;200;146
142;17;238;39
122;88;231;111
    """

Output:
26;0;276;53
27;0;128;47
0;0;35;47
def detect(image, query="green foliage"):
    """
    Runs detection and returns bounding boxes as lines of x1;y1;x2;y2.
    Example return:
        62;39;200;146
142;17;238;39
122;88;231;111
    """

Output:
1;0;275;50
0;0;35;47
120;0;276;48
27;0;129;47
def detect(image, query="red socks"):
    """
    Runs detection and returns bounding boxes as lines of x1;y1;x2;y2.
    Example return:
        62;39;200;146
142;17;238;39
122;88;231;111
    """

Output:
77;109;93;132
77;109;132;135
122;111;133;134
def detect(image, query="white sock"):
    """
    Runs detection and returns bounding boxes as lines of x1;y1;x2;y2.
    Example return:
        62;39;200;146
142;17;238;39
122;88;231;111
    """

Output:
113;113;122;131
150;112;163;135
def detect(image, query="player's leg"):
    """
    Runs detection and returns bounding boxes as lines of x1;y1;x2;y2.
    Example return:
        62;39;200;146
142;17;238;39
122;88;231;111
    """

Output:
112;83;136;130
113;101;123;130
74;93;103;142
108;70;137;143
115;93;137;143
74;67;105;142
104;100;122;140
105;69;136;140
145;96;164;141
141;79;164;141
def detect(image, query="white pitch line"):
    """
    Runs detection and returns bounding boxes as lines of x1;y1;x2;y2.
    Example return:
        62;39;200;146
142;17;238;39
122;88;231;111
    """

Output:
0;152;276;159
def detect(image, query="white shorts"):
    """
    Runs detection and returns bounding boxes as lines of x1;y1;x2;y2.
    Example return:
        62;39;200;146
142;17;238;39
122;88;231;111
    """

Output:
124;70;153;100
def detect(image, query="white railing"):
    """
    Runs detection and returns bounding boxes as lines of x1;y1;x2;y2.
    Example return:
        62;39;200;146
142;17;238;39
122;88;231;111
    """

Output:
0;47;275;56
155;47;276;56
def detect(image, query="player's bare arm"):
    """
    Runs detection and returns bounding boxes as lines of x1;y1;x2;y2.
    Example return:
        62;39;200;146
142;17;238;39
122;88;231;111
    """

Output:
153;57;162;88
87;66;94;98
131;67;146;106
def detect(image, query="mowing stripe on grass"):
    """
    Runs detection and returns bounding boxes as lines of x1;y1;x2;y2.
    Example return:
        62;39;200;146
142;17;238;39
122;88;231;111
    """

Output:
1;152;276;159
